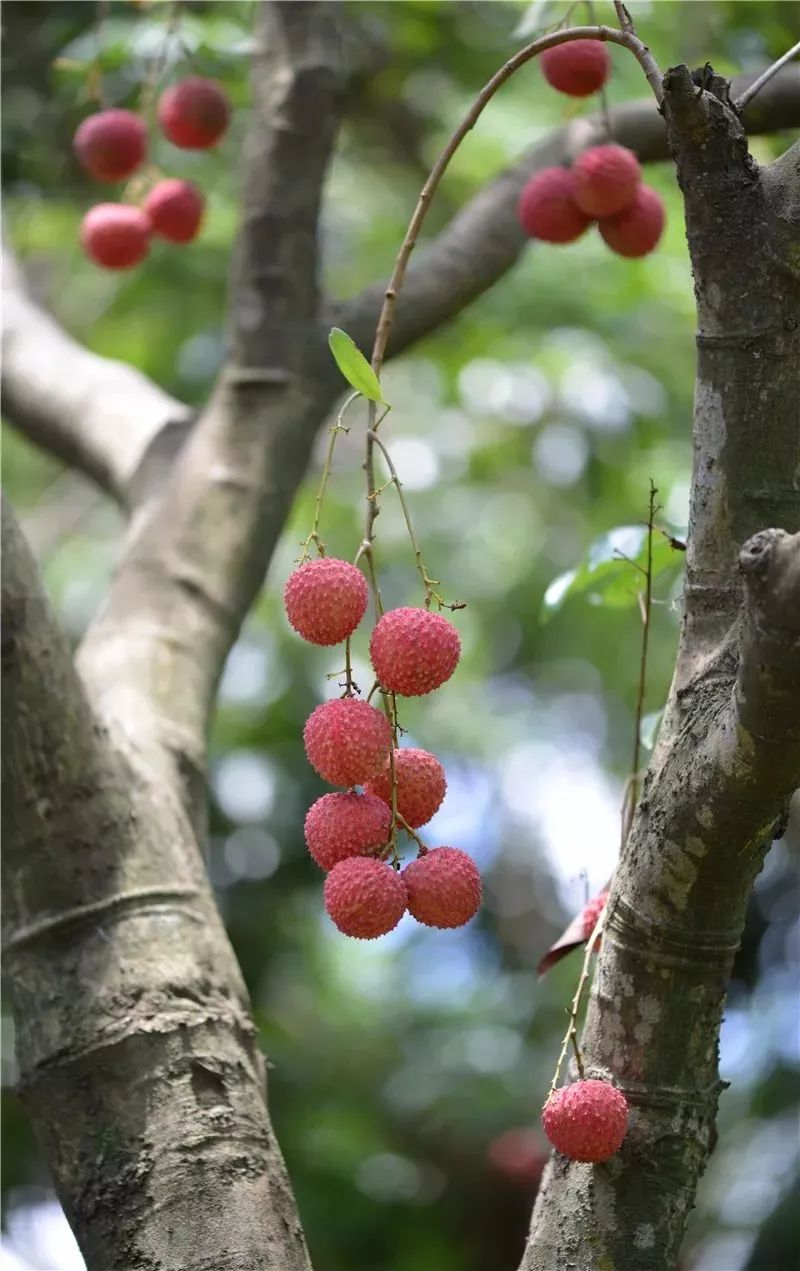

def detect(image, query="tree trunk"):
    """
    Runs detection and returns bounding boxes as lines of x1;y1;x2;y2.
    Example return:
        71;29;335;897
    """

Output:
523;69;800;1271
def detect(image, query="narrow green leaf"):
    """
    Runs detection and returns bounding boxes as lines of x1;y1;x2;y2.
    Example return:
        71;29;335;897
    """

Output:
540;525;684;622
640;709;664;752
328;328;384;402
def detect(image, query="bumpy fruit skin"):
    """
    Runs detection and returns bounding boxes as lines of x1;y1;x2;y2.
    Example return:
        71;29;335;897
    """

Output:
370;607;461;696
305;791;391;872
324;856;407;939
572;145;641;217
582;888;609;952
144;179;205;244
542;1080;628;1163
365;748;446;829
284;558;368;646
541;40;610;97
81;205;150;270
517;168;592;244
158;77;231;149
599;185;665;258
402;846;481;929
73;109;147;182
303;698;391;787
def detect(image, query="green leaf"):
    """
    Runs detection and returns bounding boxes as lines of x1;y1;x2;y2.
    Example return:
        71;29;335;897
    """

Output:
328;328;384;402
541;526;684;623
640;709;664;752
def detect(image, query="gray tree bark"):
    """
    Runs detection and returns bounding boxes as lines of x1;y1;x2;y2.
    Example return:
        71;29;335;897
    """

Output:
2;4;800;1269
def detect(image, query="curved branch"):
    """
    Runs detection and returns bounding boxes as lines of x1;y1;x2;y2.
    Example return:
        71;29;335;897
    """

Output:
1;248;191;507
337;66;800;358
1;496;310;1270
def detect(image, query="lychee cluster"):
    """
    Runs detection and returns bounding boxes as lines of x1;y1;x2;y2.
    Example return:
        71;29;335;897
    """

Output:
518;40;665;259
542;1079;629;1163
284;554;480;940
74;78;231;270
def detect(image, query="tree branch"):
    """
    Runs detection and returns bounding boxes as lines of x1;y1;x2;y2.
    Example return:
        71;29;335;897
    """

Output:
337;67;800;358
1;496;310;1270
76;0;345;818
1;247;192;507
523;67;800;1271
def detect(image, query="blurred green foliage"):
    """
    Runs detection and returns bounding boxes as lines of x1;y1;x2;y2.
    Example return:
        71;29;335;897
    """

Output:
2;3;799;1270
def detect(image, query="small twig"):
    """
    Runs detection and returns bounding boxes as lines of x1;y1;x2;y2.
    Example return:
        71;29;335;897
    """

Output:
735;39;800;112
621;480;659;846
585;0;614;137
299;390;360;561
396;812;428;854
613;0;635;35
546;906;606;1101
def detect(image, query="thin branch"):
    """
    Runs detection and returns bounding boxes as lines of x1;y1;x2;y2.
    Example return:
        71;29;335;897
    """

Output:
735;39;800;112
336;67;800;360
1;246;191;507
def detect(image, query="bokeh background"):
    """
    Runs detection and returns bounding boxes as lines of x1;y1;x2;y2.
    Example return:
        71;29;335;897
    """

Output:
2;2;799;1269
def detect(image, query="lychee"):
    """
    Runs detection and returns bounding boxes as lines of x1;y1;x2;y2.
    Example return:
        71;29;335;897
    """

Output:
402;846;481;929
541;39;611;97
304;791;391;872
284;558;368;647
572;145;641;218
80;204;150;270
599;185;665;258
517;168;592;245
370;608;461;697
303;698;391;787
143;179;205;244
158;77;231;149
73;109;147;182
542;1079;628;1163
582;888;609;952
365;748;446;829
324;856;407;939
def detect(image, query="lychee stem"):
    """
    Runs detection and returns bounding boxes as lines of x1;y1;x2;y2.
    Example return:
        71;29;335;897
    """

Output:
299;390;360;563
396;813;428;855
546;905;607;1104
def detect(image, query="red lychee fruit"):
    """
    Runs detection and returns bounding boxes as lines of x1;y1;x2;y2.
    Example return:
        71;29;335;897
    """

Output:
304;791;391;872
517;168;592;245
582;888;609;952
402;846;481;929
572;145;641;218
542;1079;628;1163
541;39;611;97
599;185;665;258
158;77;231;149
324;856;407;939
80;205;150;270
370;608;461;697
303;698;391;787
143;179;205;244
284;558;368;647
73;109;147;182
487;1128;548;1187
365;748;446;829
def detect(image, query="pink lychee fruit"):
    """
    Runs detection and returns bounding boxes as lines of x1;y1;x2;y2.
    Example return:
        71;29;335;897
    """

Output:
284;558;368;647
80;204;150;270
143;179;205;244
73;109;147;182
365;747;446;829
158;77;231;149
572;144;641;218
582;888;609;952
599;185;665;258
487;1128;548;1187
370;607;461;697
541;39;611;97
324;856;407;939
542;1079;628;1162
517;168;592;244
303;698;391;787
304;791;391;872
402;846;481;929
